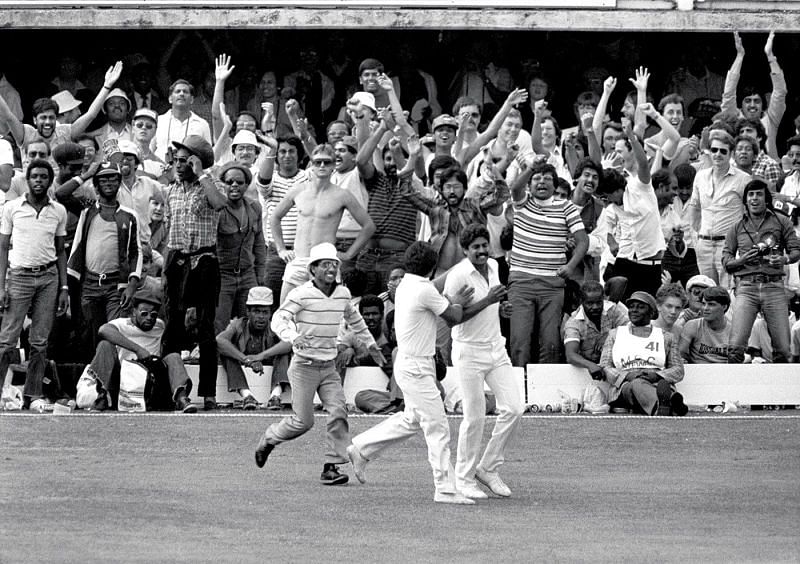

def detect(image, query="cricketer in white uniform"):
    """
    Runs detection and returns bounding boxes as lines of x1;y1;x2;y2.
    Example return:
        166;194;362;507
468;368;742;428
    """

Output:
347;241;475;505
444;224;524;499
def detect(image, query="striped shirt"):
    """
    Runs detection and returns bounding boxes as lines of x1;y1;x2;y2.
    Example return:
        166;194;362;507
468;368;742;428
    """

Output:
364;172;419;245
510;194;584;276
257;169;308;247
165;178;223;252
271;281;375;362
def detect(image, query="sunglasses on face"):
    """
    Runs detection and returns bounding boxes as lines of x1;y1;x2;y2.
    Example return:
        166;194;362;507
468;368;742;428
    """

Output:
225;178;246;185
134;121;155;130
312;159;334;167
709;147;729;155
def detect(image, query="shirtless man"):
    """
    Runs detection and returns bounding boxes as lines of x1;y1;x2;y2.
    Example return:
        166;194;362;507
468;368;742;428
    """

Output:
270;143;375;303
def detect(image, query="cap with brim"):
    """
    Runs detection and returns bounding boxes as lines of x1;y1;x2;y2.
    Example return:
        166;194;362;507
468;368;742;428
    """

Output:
94;162;123;178
117;140;140;162
51;90;82;114
133;108;158;123
132;287;161;307
231;130;258;149
625;291;659;319
350;92;377;114
103;88;131;113
686;274;716;291
432;114;459;131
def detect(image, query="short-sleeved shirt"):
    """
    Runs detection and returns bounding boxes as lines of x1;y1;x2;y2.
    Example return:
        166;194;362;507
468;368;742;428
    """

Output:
444;257;501;345
563;302;629;363
218;317;278;364
680;318;730;363
394;273;449;357
510;194;584;277
0;195;67;268
107;317;164;363
153;111;212;162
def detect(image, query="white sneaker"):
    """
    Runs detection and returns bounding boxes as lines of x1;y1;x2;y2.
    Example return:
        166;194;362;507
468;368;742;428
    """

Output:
460;485;489;500
29;398;53;413
434;491;475;505
475;468;512;497
346;444;368;484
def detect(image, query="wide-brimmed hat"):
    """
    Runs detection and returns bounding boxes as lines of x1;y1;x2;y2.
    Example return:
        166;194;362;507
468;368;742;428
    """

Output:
103;88;132;113
231;130;258;150
172;135;215;169
51;90;82;114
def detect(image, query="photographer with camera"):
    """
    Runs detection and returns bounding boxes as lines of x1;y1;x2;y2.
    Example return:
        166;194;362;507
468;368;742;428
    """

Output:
722;179;800;363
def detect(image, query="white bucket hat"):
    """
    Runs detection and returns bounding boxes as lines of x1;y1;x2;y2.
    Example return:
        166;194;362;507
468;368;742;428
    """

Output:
51;90;82;114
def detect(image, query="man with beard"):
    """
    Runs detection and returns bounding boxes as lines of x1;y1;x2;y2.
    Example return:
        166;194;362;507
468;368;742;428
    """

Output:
564;280;628;379
722;179;800;363
0;159;68;412
85;288;196;413
0;62;123;160
216;286;290;411
162;135;227;410
685;130;750;287
68;162;142;356
569;159;604;281
331;135;369;277
599;291;687;416
215;162;266;334
90;88;133;148
354;112;426;295
271;144;375;303
256;136;307;301
679;286;732;363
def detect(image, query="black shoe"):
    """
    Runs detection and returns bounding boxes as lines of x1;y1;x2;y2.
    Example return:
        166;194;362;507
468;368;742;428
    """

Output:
92;393;109;412
174;392;197;413
320;463;349;485
255;435;274;468
242;394;258;410
670;392;688;417
203;398;218;411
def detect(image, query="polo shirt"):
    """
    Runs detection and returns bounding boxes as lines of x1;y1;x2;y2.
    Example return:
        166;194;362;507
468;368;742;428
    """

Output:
563;301;629;364
0;194;67;268
444;257;501;345
394;273;449;357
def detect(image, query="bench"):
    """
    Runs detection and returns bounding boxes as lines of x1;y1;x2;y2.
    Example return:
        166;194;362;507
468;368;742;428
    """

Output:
527;363;800;408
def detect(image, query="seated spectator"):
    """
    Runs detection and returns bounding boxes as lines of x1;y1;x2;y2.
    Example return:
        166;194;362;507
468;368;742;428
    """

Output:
147;191;167;276
722;179;800;363
679;287;731;363
599;291;687;416
338;294;393;372
674;274;716;334
86;288;196;413
216;286;291;411
653;283;687;337
563;281;628;379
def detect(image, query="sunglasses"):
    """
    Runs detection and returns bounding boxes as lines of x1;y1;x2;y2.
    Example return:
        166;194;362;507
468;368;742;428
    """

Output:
709;147;729;155
466;112;480;118
225;178;246;185
134;121;155;130
312;159;334;167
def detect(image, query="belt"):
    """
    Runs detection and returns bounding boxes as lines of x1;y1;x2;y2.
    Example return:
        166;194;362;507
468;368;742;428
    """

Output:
364;247;406;257
85;271;121;285
738;273;783;283
268;242;293;251
631;257;662;266
698;234;725;241
17;261;57;273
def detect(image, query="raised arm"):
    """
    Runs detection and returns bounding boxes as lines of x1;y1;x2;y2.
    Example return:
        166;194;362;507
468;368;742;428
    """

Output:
71;61;123;137
628;66;649;140
582;112;602;164
0;92;23;143
213;102;233;162
763;30;786;161
212;54;235;142
624;120;650;185
592;76;616;136
356;115;388;180
720;31;745;118
459;88;528;166
641;102;680;159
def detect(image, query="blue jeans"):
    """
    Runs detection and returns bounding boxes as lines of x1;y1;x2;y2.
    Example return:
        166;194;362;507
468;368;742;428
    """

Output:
81;272;123;360
264;357;349;464
356;247;406;296
508;272;565;366
214;269;257;335
728;279;791;363
0;267;58;399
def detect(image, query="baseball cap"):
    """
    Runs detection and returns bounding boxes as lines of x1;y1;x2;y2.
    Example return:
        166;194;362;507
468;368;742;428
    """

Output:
350;92;377;114
246;286;273;306
686;275;716;291
52;142;85;165
117;140;140;161
337;135;358;152
432;114;459;131
94;162;122;178
133;108;158;123
51;90;82;114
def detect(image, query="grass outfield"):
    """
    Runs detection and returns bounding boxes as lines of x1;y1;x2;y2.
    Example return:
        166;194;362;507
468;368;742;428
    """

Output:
1;413;799;563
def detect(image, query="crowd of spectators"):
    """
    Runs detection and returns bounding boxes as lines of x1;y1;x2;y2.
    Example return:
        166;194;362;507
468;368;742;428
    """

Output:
0;29;799;415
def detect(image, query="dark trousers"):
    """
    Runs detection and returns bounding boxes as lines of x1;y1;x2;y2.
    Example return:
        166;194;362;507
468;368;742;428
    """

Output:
265;244;287;306
80;272;123;360
662;249;700;288
357;247;407;296
215;269;257;335
163;251;220;398
612;258;662;301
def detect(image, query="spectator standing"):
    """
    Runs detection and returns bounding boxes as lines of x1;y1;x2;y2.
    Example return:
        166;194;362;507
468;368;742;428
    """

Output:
161;135;227;410
655;168;699;286
0;159;68;411
153;79;212;162
722;179;800;363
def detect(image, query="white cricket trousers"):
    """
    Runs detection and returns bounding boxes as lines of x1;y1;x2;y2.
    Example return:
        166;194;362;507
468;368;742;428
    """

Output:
452;339;524;489
351;352;456;494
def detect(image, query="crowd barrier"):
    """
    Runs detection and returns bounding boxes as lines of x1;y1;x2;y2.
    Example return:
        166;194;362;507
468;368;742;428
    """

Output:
186;362;800;409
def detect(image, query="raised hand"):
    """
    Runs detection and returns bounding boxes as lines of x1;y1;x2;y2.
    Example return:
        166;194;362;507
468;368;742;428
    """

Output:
104;61;123;89
764;30;776;58
533;99;551;120
628;66;650;92
450;284;475;306
734;31;745;56
580;112;594;132
638;102;658;119
377;73;394;92
505;87;528;107
215;54;235;82
603;76;617;95
407;134;421;155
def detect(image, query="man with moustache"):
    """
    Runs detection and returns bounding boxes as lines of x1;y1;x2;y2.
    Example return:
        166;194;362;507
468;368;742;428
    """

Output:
569;159;604;281
161;135;227;410
271;144;375;303
67;162;142;356
115;141;165;244
90;88;134;148
153;79;212;162
655;168;699;287
0;159;69;412
331;135;369;277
